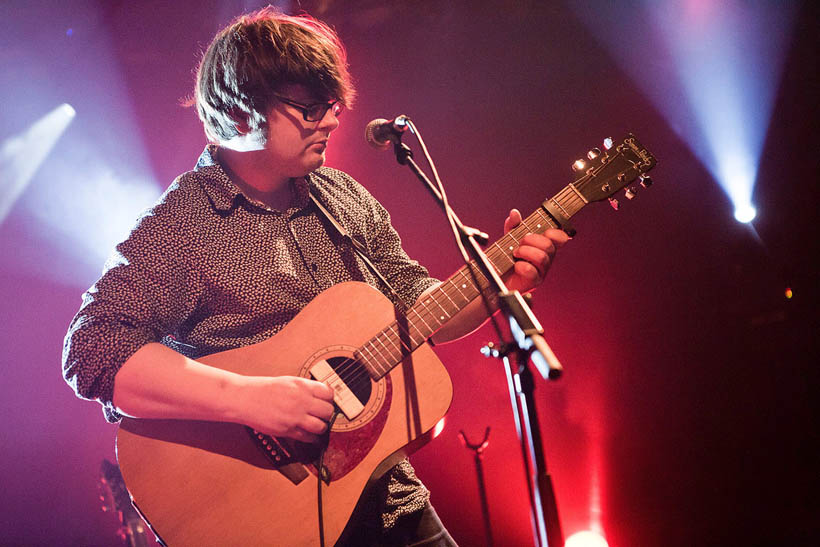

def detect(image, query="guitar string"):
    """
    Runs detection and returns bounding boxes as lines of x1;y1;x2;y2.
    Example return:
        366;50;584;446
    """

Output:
323;209;566;394
346;258;497;383
318;168;600;397
323;265;480;393
325;254;482;388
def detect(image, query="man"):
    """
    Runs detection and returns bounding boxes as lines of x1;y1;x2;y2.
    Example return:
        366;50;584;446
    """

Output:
62;8;567;546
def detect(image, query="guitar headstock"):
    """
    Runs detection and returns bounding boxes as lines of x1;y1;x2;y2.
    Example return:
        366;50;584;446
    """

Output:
570;134;657;210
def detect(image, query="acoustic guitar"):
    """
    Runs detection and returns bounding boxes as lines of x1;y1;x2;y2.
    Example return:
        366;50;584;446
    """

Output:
116;134;657;546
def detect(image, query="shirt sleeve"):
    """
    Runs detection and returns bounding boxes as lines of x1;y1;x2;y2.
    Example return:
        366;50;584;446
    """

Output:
362;195;439;307
62;184;202;421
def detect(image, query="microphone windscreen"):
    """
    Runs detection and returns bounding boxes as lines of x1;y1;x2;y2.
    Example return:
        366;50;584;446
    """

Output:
365;118;392;150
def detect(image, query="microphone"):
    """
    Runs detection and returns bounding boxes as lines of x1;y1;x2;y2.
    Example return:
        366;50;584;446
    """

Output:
365;115;409;150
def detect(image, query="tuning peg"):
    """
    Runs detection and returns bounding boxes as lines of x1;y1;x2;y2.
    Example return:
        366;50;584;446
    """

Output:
603;137;613;150
587;147;601;160
608;197;619;210
624;186;637;200
572;159;586;172
639;174;653;188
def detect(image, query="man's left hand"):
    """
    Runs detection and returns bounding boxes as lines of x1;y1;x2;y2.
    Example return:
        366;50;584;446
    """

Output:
503;208;569;293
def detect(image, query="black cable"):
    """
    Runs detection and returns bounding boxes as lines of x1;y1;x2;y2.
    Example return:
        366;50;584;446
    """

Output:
316;410;339;547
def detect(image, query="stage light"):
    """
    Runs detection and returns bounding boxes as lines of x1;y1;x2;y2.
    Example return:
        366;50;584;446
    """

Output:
61;103;76;117
0;103;76;223
565;530;609;547
785;287;792;300
733;204;756;224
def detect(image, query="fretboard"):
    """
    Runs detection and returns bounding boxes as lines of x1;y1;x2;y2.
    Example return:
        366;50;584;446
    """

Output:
356;184;588;380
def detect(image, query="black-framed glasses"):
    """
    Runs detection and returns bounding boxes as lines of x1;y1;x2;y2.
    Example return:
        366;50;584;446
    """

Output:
273;94;344;122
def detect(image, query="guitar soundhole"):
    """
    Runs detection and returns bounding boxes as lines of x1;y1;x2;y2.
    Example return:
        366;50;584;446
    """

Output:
327;356;371;406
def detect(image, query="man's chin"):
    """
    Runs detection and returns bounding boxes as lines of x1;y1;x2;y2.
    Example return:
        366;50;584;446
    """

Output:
308;154;327;171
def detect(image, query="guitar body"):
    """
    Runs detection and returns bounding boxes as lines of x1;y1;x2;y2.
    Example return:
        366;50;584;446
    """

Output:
116;281;453;546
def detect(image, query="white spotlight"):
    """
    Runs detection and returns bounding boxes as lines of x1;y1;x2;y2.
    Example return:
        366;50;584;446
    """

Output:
60;103;77;118
565;530;609;547
0;103;76;223
733;204;757;223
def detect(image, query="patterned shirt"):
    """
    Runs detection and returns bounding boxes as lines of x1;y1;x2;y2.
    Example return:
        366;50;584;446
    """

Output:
62;144;439;528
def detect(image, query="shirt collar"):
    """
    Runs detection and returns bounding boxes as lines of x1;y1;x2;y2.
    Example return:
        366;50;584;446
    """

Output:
194;144;313;214
195;144;242;212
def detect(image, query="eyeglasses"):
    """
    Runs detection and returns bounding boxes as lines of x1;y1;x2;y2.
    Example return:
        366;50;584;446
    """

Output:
273;94;344;122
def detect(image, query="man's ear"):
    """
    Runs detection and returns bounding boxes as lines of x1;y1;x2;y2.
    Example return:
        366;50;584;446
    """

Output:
229;109;252;135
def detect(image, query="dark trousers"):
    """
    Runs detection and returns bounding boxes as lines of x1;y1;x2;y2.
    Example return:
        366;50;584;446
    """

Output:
338;502;458;547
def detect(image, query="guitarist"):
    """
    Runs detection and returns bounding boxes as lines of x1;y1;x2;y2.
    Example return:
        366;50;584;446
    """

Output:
62;7;568;546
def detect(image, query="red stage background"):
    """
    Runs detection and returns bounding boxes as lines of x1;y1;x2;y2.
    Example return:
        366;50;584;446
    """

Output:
1;1;817;546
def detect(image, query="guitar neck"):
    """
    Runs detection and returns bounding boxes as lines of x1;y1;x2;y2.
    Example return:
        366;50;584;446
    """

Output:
358;188;582;380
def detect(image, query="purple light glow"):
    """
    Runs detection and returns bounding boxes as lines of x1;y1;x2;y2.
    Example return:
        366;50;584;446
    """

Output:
1;3;162;287
571;0;798;222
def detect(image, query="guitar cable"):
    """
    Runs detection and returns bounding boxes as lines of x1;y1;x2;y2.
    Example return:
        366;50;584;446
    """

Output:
316;409;340;547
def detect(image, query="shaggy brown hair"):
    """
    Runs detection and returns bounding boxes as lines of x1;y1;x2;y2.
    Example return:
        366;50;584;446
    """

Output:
193;7;355;142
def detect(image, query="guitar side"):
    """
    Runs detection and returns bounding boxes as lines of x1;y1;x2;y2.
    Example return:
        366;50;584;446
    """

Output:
116;281;453;546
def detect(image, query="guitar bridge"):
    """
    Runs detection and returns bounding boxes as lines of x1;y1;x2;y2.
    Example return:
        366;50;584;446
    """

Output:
246;428;310;484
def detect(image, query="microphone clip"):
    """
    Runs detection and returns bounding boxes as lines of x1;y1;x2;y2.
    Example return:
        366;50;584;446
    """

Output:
394;141;413;165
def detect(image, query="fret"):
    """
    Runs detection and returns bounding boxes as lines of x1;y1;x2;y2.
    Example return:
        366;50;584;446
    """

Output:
381;329;403;356
531;208;557;231
520;215;541;233
420;294;450;322
446;282;471;305
374;331;399;363
409;305;436;336
425;295;452;323
436;288;461;317
451;275;473;300
358;343;376;366
363;341;390;375
389;323;413;353
567;182;589;204
550;198;571;219
403;318;426;348
359;355;381;380
378;326;397;356
553;188;584;217
370;338;393;367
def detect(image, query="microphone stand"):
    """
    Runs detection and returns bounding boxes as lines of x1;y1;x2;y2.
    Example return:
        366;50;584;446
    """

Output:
389;132;564;547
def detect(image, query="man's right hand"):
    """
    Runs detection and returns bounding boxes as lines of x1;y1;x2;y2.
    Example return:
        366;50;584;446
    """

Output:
114;343;336;443
235;376;336;443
